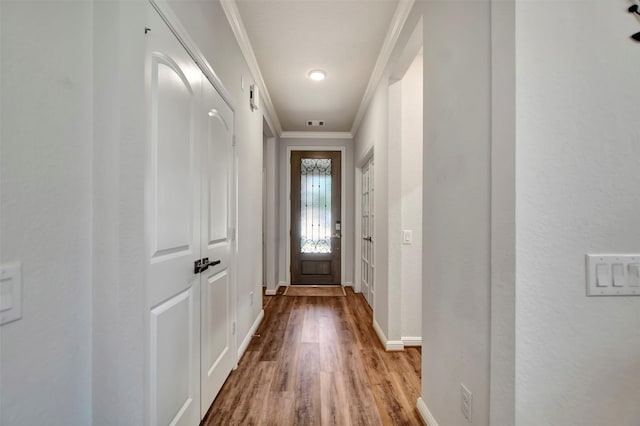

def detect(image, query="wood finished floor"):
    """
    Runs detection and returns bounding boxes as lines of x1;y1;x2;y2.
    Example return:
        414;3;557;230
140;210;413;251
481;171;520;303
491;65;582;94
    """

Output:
203;287;423;426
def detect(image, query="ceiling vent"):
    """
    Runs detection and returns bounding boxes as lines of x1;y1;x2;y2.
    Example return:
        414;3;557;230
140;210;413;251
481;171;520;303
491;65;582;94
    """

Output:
306;120;326;127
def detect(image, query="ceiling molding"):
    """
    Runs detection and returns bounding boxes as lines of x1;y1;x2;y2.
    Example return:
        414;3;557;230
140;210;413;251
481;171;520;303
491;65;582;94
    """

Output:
280;131;353;140
350;0;415;136
220;0;283;136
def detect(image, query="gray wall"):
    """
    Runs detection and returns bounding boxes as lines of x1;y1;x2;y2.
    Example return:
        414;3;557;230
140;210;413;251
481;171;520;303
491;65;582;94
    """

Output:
421;1;492;425
1;2;93;424
514;1;640;424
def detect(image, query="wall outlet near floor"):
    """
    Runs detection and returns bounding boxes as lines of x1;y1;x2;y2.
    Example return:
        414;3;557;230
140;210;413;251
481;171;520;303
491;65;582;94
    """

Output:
461;383;472;422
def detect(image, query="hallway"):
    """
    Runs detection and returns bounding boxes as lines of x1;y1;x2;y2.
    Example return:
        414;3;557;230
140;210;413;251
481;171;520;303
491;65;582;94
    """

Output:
205;288;423;425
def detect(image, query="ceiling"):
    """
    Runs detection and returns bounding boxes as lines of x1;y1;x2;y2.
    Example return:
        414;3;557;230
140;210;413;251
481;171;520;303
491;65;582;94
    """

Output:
233;0;401;134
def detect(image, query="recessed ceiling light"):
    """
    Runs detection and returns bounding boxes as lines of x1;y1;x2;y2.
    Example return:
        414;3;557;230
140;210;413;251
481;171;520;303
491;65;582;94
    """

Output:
308;70;326;81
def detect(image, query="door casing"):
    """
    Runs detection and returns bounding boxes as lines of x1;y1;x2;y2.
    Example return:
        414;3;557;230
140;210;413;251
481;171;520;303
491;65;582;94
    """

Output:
285;146;346;286
355;147;374;306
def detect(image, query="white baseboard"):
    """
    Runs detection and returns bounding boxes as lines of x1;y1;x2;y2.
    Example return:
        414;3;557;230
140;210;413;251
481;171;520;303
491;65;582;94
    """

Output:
417;397;439;426
401;336;422;347
343;281;353;287
278;281;288;287
264;288;277;296
237;309;264;361
373;318;405;351
386;340;405;351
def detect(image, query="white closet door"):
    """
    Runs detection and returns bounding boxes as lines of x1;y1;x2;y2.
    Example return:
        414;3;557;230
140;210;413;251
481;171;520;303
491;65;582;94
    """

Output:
199;79;235;417
145;7;201;426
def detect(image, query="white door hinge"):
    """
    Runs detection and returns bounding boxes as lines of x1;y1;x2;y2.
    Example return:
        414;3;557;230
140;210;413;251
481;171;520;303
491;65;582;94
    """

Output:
232;135;237;147
232;321;236;336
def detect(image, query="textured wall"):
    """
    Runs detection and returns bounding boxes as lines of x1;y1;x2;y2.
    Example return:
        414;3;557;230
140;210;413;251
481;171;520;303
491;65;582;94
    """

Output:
515;1;640;424
421;1;492;425
1;2;93;424
353;12;424;344
400;53;423;340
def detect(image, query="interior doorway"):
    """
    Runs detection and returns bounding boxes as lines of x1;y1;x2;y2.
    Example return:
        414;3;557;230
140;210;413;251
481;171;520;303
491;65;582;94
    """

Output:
290;150;342;285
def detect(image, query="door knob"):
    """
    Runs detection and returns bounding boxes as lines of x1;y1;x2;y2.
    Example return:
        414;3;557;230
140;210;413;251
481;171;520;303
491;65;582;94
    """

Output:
194;258;221;274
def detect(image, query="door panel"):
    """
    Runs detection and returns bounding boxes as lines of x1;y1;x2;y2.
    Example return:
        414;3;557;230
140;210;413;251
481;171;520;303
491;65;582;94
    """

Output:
150;289;196;426
361;158;374;307
201;271;230;398
200;79;235;416
146;7;201;426
153;58;195;254
291;151;341;285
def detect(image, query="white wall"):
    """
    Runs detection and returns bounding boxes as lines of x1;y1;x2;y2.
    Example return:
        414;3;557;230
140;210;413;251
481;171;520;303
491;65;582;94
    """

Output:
421;1;492;425
354;16;424;345
515;1;640;424
92;3;148;424
387;81;402;341
490;0;516;423
277;137;354;286
0;2;93;424
400;53;423;341
264;134;280;293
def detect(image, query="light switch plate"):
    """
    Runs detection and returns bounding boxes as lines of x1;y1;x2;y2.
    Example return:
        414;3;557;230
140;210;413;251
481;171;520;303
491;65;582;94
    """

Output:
586;254;640;296
0;262;22;325
403;230;412;245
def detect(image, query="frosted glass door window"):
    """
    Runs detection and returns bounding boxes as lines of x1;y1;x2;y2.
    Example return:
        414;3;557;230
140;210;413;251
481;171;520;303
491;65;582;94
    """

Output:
300;158;332;253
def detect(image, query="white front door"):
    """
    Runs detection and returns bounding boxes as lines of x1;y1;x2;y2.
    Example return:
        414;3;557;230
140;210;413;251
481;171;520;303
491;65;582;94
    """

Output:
361;158;374;307
145;7;202;426
199;79;235;416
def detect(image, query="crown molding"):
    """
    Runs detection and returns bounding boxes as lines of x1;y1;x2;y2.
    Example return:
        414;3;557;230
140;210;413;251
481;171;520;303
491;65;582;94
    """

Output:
350;0;415;136
280;131;353;140
220;0;283;136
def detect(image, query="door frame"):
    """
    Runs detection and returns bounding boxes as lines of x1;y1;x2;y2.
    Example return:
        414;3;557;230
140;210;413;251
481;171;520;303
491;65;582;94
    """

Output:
286;146;346;286
354;146;374;297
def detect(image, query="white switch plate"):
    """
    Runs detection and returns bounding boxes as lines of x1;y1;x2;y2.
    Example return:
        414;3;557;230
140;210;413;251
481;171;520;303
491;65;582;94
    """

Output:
0;263;22;325
403;230;413;245
461;383;472;422
586;254;640;296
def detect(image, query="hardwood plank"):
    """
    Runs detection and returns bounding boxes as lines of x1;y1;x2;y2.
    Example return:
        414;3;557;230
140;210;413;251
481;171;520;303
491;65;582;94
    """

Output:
293;342;321;425
320;372;351;426
204;287;423;426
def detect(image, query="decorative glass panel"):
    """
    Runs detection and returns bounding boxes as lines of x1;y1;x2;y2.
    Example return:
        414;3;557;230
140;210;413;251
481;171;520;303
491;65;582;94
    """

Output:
300;158;332;253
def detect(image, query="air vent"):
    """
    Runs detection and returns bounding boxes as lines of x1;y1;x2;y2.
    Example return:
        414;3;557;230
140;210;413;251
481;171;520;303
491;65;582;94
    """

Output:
306;120;326;127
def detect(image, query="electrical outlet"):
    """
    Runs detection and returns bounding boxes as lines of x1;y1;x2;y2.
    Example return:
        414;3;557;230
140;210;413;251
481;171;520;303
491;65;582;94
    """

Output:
461;384;472;422
250;291;254;306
